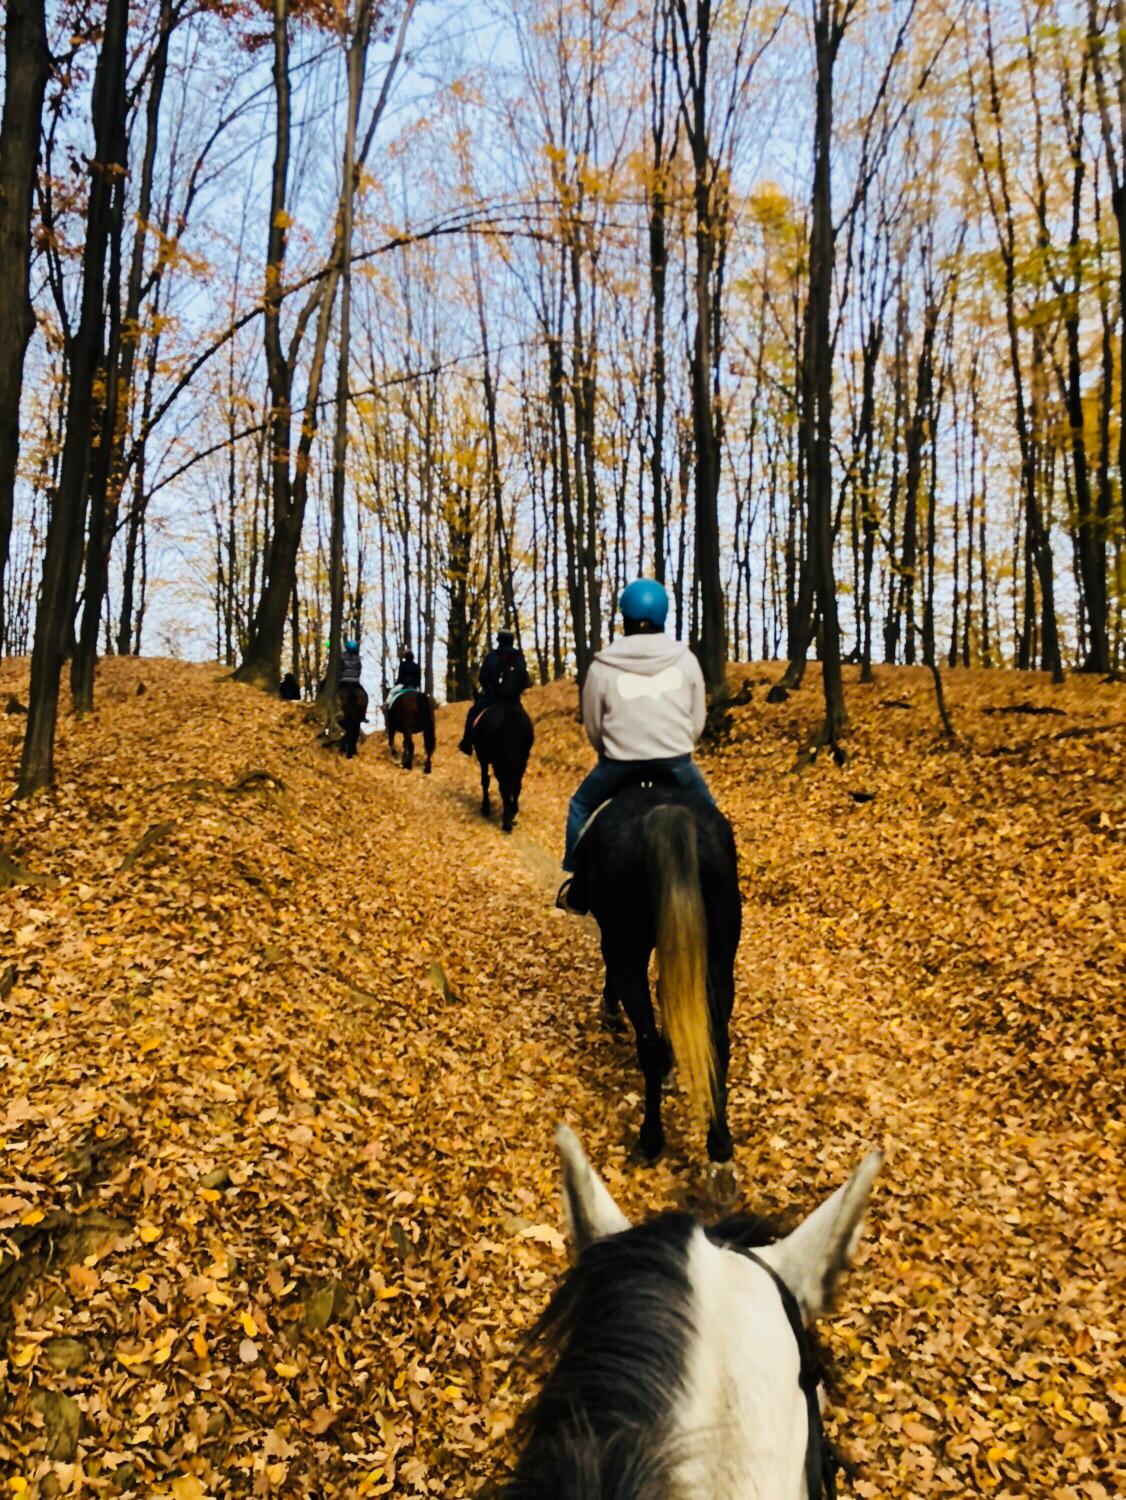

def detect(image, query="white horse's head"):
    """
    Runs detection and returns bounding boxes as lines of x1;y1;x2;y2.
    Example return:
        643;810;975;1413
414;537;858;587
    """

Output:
502;1127;882;1500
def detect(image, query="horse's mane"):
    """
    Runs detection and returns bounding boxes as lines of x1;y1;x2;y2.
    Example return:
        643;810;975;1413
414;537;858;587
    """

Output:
707;1207;793;1249
496;1214;698;1500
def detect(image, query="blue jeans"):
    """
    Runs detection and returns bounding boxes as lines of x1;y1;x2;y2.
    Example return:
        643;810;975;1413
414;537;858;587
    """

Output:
562;756;715;871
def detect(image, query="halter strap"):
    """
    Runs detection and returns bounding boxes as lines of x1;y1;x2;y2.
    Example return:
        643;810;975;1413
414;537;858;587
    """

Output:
739;1250;841;1500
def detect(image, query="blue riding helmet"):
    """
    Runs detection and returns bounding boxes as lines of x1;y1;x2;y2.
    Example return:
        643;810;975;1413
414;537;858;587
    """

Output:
619;578;669;628
344;639;359;653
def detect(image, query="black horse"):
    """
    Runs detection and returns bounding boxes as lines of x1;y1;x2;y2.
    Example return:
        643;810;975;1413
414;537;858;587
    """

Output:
339;682;368;758
470;661;534;832
386;689;436;772
573;782;740;1164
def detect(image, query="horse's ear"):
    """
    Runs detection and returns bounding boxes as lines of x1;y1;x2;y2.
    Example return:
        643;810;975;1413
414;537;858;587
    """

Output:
765;1151;882;1320
556;1125;630;1253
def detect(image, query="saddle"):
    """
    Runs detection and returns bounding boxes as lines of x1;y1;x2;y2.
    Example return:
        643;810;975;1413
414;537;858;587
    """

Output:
607;761;684;793
469;703;499;735
574;762;685;853
340;681;369;720
386;684;419;710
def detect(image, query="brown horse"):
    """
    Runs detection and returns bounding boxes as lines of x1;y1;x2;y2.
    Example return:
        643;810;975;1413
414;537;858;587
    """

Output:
385;688;436;772
339;683;369;758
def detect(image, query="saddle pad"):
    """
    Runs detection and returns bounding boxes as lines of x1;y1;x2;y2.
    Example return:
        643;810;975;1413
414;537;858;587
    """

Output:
386;685;418;709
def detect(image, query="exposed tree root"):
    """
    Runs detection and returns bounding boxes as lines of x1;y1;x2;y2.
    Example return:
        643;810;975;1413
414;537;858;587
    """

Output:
981;701;1065;717
0;847;53;890
929;662;957;741
117;821;177;872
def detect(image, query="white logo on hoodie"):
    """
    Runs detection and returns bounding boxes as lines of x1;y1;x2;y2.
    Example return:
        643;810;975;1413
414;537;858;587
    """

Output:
616;665;685;701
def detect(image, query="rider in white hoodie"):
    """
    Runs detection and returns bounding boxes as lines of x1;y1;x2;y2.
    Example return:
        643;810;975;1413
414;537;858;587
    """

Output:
558;578;715;911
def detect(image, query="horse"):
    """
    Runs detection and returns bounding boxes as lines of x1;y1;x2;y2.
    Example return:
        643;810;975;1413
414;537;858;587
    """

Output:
571;781;741;1165
471;660;535;832
497;1126;882;1500
385;687;436;773
338;682;368;759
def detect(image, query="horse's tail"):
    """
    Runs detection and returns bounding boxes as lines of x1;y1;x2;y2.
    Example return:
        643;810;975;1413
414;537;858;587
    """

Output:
423;696;436;755
649;803;714;1127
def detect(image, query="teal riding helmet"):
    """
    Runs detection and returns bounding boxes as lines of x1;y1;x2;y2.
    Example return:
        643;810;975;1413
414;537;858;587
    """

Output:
619;578;669;628
344;639;359;653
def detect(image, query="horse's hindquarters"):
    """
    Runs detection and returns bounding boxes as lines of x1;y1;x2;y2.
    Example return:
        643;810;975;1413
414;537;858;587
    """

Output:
585;790;740;1163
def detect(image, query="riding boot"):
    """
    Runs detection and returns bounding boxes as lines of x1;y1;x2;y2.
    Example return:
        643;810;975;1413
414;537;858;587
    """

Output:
555;875;590;916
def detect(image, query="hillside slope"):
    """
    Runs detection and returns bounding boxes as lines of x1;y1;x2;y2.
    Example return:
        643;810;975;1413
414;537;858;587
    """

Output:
1;657;1123;1497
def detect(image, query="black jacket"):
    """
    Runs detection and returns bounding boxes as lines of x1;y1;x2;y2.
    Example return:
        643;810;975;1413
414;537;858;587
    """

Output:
479;646;530;699
396;658;422;689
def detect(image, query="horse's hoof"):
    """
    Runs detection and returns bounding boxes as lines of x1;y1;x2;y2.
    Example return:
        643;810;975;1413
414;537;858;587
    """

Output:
707;1160;739;1206
601;1003;625;1034
502;822;512;834
635;1131;664;1165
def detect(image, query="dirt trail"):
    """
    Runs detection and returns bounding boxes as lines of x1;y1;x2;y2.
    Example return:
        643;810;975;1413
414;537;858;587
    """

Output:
1;658;1122;1497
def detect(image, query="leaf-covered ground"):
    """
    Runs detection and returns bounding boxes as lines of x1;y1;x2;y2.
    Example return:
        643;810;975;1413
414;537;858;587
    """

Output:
1;657;1123;1498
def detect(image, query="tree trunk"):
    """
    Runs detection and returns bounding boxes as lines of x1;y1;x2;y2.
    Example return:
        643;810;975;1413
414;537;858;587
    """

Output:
675;0;727;698
73;0;176;711
858;318;884;682
471;238;518;632
321;0;373;721
0;0;50;634
235;0;294;691
899;300;937;667
1062;141;1108;669
805;0;847;754
647;2;674;583
18;0;129;796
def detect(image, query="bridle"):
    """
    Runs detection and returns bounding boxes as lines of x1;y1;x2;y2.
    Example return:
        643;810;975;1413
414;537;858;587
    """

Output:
739;1250;844;1500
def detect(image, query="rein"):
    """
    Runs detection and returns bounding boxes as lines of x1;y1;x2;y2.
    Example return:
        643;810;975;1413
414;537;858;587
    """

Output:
739;1251;843;1500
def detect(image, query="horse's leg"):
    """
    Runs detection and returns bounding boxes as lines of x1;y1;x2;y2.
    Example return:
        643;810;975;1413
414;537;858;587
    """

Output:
423;708;434;775
599;931;625;1034
500;763;514;833
403;731;414;771
705;956;736;1164
387;724;397;760
612;943;665;1162
479;754;491;817
512;761;524;816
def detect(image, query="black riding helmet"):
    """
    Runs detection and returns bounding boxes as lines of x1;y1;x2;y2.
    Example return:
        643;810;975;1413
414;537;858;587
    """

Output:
497;629;515;647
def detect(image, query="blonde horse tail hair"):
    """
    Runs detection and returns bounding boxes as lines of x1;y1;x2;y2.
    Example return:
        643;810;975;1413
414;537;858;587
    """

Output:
649;803;714;1128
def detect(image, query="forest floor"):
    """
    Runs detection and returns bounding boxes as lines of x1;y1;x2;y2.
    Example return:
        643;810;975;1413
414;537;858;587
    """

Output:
0;655;1123;1499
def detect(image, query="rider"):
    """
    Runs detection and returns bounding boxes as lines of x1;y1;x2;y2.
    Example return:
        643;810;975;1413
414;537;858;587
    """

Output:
395;647;422;691
340;639;363;687
458;628;530;754
557;578;715;913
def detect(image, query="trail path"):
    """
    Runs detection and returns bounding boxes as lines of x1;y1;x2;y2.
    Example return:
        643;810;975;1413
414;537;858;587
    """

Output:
1;659;1122;1498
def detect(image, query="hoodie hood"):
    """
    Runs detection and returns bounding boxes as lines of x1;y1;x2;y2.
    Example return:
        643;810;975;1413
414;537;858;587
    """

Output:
592;632;691;677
